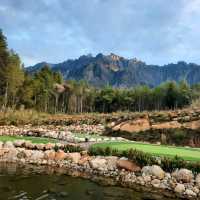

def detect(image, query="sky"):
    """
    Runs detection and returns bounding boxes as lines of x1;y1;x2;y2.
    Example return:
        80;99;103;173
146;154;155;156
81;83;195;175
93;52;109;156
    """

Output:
1;0;200;66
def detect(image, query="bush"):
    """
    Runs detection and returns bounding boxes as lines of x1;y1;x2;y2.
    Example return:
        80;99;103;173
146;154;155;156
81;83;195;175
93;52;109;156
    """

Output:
88;146;157;166
54;144;83;153
63;145;83;153
88;146;200;173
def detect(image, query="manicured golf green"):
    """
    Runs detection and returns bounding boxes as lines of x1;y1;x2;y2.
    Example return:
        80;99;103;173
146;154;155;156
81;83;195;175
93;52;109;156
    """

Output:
0;135;58;144
92;142;200;161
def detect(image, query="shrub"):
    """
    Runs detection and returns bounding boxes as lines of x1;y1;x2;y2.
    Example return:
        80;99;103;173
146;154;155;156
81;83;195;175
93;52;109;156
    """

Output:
63;145;83;153
88;146;200;173
54;144;83;153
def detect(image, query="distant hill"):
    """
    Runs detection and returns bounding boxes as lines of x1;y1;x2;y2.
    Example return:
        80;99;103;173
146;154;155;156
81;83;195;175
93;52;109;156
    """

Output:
27;53;200;87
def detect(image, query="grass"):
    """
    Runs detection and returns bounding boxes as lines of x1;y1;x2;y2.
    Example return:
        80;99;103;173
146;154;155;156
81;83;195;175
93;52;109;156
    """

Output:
0;135;58;144
91;141;200;161
0;109;49;125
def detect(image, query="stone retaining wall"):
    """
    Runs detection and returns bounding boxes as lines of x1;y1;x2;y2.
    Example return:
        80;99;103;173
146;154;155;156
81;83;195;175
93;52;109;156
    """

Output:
106;108;200;147
0;141;200;199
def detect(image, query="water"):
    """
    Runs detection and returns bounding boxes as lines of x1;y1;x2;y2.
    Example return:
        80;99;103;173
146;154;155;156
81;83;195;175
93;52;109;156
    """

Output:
0;163;177;200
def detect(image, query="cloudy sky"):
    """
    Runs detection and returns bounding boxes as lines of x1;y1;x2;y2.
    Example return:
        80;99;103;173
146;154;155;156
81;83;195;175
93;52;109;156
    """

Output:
1;0;200;66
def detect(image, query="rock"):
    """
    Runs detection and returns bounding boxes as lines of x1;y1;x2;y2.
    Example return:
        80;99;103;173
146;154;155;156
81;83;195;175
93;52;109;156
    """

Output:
13;140;25;147
143;175;151;183
3;141;14;148
113;118;150;133
44;150;56;160
45;143;54;150
117;160;141;172
152;121;181;129
151;179;160;188
36;144;45;151
0;149;9;156
78;155;91;165
142;165;165;179
30;151;44;161
24;141;35;149
55;150;66;161
5;148;18;161
185;189;196;197
23;150;33;158
66;152;81;163
174;183;185;194
192;186;199;194
106;156;118;171
174;169;194;183
195;174;200;187
89;157;107;170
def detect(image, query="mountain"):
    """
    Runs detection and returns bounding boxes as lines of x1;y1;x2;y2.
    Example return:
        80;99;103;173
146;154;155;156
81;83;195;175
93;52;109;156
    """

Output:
27;53;200;87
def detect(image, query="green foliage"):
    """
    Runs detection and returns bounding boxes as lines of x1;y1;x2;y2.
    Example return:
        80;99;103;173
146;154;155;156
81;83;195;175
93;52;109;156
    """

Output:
53;144;83;153
63;145;83;153
89;146;200;173
0;29;198;113
172;130;186;145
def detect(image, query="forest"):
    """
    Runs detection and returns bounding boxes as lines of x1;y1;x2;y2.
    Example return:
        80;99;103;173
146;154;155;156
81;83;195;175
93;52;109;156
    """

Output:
1;29;200;114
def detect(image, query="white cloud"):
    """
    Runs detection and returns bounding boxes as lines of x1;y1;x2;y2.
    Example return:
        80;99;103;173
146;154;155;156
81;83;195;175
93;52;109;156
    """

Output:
1;0;200;66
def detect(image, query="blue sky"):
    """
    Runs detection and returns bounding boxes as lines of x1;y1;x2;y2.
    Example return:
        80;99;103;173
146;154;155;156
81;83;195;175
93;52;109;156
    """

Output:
1;0;200;66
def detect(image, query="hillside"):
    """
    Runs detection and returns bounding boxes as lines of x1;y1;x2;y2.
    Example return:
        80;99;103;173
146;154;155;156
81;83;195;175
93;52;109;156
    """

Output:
28;53;200;87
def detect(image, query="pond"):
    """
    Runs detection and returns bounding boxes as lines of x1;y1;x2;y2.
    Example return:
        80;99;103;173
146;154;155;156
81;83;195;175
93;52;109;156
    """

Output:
0;163;178;200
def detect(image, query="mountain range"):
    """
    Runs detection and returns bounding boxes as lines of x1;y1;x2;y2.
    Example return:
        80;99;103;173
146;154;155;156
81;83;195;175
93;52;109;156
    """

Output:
27;53;200;87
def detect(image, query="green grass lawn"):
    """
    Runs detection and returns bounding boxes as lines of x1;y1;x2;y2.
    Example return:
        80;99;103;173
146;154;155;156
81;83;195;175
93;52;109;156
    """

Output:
0;135;58;144
92;142;200;161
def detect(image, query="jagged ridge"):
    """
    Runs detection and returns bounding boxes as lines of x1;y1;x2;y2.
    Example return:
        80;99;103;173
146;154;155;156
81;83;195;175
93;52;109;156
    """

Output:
27;53;200;87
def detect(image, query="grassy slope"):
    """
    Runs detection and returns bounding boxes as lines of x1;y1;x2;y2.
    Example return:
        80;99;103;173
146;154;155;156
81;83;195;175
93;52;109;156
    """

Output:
0;135;58;144
92;142;200;161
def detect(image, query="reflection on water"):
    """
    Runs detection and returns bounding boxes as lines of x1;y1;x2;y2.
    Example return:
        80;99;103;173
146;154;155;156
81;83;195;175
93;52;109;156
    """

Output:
0;163;178;200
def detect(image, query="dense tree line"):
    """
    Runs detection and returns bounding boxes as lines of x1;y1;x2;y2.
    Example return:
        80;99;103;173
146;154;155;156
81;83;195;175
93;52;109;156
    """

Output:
0;29;200;113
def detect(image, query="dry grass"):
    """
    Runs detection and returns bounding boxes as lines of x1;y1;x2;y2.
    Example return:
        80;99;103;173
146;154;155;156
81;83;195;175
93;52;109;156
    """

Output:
0;109;49;126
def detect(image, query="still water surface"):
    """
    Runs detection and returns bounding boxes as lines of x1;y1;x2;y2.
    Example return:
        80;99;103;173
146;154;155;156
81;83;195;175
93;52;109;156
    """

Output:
0;163;178;200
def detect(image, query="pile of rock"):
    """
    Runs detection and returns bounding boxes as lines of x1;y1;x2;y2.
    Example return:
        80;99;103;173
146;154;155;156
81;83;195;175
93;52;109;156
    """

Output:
0;125;126;143
0;143;200;199
0;124;105;137
0;140;80;151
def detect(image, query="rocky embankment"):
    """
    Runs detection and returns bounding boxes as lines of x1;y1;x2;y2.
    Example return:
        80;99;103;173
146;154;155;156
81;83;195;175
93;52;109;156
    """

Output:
0;140;200;199
107;108;200;147
0;124;127;144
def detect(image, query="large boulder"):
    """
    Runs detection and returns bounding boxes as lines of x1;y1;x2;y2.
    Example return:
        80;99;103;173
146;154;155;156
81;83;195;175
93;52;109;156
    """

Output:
55;150;66;161
117;159;141;172
66;152;81;163
89;157;107;170
142;165;165;179
173;169;194;183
